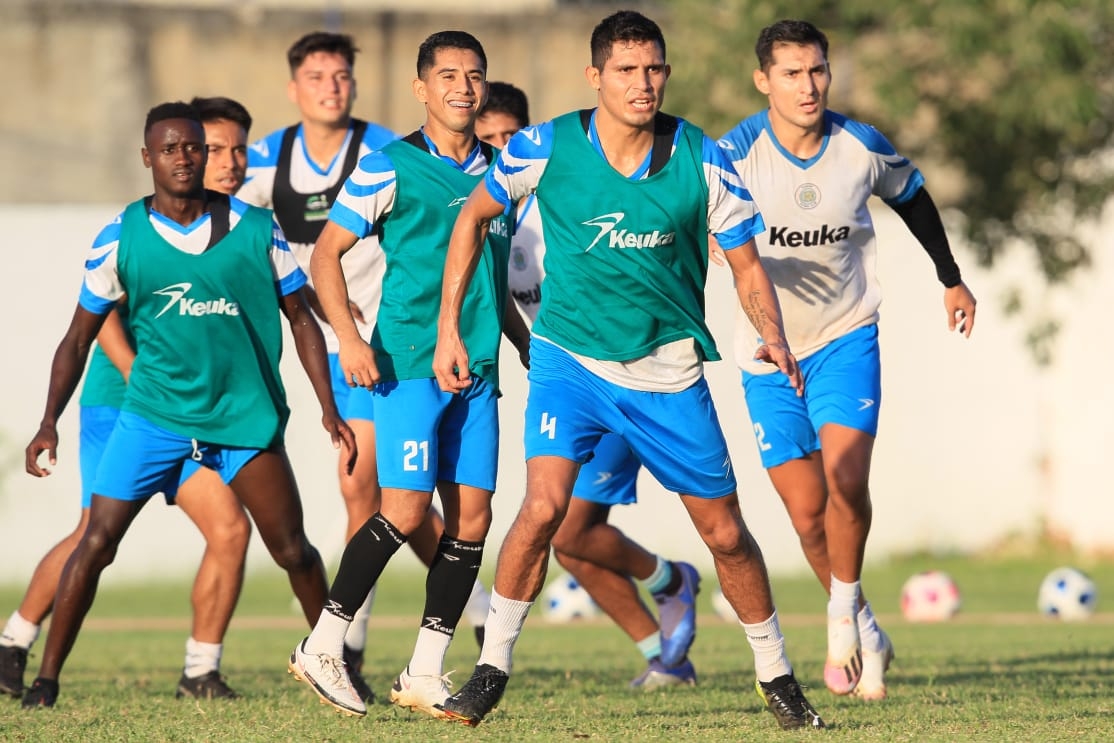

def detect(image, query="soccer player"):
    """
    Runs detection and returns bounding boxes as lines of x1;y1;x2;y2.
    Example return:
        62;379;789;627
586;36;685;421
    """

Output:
478;82;703;690
0;96;259;703
717;19;977;700
433;11;825;731
19;102;352;709
287;30;512;721
238;34;490;698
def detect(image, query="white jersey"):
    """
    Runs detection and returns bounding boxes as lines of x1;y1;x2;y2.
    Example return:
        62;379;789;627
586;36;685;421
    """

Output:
718;109;925;374
507;194;544;324
239;121;397;352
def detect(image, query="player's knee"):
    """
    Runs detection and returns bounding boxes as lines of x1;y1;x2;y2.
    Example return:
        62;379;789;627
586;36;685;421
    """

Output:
269;535;318;573
77;528;122;570
825;458;870;505
206;513;252;557
699;518;755;560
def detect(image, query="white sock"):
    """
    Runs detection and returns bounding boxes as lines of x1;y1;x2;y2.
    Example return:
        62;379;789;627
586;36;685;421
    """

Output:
828;575;861;620
183;637;222;678
463;580;491;627
343;585;377;652
407;627;452;677
0;611;40;649
858;601;884;653
304;610;351;658
477;590;533;673
743;611;793;683
636;632;662;662
639;555;670;593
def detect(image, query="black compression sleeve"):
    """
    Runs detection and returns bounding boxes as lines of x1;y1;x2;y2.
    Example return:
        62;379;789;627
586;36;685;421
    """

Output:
890;187;962;288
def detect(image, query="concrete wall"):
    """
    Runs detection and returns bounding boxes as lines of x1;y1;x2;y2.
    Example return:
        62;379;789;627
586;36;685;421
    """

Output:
4;201;1111;586
0;0;614;204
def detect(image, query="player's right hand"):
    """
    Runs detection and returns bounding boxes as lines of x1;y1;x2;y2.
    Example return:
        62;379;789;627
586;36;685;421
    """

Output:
25;424;59;477
340;342;380;389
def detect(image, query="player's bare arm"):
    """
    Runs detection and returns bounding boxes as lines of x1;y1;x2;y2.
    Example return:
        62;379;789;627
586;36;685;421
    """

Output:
434;185;503;393
280;287;357;472
25;306;108;477
721;236;803;395
96;304;136;382
309;220;379;388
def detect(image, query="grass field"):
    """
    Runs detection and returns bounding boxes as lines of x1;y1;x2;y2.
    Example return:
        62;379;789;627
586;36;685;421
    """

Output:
0;549;1111;741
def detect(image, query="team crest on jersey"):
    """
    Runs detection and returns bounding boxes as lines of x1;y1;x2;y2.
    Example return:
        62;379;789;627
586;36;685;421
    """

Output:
304;193;330;222
795;183;821;210
511;247;528;271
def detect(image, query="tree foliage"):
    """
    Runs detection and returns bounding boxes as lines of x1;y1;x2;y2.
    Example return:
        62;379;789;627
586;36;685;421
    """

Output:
663;0;1114;359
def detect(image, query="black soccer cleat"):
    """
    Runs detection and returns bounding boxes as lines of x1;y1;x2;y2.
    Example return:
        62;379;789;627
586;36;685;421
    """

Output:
436;663;508;726
21;677;58;709
0;645;28;697
175;670;240;700
756;675;825;730
342;644;377;704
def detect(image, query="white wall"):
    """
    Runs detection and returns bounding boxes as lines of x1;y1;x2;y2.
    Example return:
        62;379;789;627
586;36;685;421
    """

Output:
1;201;1106;586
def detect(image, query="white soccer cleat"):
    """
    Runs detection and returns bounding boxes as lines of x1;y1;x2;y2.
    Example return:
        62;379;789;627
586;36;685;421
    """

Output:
823;615;863;695
389;665;453;719
853;628;894;701
288;638;367;717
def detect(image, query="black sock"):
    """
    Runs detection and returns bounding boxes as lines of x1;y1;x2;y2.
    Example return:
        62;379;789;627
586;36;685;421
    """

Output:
661;561;683;596
325;513;406;620
421;535;484;636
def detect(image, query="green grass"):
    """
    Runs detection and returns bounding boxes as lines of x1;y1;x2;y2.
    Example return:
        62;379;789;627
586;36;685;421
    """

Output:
1;551;1112;741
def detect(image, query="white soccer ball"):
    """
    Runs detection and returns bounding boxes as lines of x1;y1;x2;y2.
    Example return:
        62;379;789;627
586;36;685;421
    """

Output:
900;570;961;622
711;587;738;623
541;571;601;622
1038;566;1098;622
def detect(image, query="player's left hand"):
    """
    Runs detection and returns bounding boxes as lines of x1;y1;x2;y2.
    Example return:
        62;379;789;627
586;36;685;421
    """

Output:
754;342;804;396
945;281;977;338
324;415;358;475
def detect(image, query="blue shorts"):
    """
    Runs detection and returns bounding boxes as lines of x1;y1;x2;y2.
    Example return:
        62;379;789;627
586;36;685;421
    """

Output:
80;407;206;507
525;338;736;499
91;410;262;503
572;433;641;507
329;353;375;422
742;323;881;469
372;377;498;492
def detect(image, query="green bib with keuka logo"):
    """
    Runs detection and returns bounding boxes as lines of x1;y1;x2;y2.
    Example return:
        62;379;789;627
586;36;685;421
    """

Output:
371;138;511;387
115;198;289;448
532;112;720;363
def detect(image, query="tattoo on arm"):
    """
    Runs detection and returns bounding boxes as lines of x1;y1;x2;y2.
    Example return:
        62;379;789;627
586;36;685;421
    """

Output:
743;291;769;335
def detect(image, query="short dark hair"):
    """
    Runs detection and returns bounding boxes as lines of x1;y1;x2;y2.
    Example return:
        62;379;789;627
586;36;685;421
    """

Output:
478;82;529;128
416;30;487;79
144;101;201;137
189;96;253;135
287;31;358;74
755;20;829;71
590;11;666;69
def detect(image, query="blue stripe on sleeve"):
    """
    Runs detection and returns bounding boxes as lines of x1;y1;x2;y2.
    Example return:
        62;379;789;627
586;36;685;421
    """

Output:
883;170;926;207
277;267;307;296
716;212;766;251
836;113;898;156
78;284;115;315
484;169;513;209
247;129;284;168
329;202;374;239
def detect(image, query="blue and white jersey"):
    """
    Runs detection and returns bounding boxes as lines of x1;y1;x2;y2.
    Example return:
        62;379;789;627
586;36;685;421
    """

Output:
79;196;304;313
239;121;397;352
329;130;494;239
507;193;544;324
718;109;924;374
488;115;763;252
